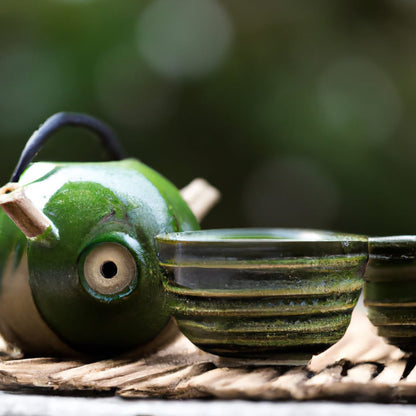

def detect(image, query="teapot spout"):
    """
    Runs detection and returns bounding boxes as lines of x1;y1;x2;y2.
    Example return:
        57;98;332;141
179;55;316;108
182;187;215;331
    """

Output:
180;178;220;222
0;183;53;238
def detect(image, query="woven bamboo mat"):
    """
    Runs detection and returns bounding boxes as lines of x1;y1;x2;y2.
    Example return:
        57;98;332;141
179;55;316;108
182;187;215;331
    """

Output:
0;305;415;403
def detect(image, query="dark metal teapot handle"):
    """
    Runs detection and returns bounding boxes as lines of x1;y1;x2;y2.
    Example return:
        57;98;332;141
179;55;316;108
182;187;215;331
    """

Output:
11;112;126;182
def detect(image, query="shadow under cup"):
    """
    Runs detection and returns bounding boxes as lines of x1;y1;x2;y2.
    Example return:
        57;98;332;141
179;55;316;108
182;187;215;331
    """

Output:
155;228;368;364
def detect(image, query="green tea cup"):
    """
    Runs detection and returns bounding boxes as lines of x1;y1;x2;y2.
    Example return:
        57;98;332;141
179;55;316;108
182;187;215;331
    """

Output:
156;228;368;363
365;236;416;353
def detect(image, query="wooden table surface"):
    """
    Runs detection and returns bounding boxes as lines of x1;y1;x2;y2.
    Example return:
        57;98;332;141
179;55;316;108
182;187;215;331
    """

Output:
1;394;416;416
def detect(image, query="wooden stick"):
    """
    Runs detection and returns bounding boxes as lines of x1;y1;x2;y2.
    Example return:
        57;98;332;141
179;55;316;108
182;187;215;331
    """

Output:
180;178;221;222
0;183;53;238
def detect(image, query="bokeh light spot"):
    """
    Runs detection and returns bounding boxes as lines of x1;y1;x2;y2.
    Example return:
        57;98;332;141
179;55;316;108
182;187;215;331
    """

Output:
137;0;233;79
243;157;340;228
317;58;402;143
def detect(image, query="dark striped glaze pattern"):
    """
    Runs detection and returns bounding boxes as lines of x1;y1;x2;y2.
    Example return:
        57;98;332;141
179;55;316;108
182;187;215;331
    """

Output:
156;229;368;362
365;236;416;353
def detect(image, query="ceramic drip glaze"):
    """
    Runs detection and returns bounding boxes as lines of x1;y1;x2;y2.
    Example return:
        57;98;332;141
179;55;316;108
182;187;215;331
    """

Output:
0;159;199;356
365;236;416;353
156;229;368;362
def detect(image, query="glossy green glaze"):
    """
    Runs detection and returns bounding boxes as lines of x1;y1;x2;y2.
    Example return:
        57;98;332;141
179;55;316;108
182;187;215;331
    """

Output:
0;159;199;355
156;228;368;362
364;236;416;353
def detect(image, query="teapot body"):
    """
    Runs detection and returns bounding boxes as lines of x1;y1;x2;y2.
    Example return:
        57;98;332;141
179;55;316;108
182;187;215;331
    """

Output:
0;158;199;356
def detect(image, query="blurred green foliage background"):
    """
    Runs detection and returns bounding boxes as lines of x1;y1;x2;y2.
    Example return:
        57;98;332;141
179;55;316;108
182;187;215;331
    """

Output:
0;0;415;235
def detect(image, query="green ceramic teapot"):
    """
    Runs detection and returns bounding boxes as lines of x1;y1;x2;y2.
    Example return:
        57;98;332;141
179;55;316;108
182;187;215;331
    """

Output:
0;113;217;357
